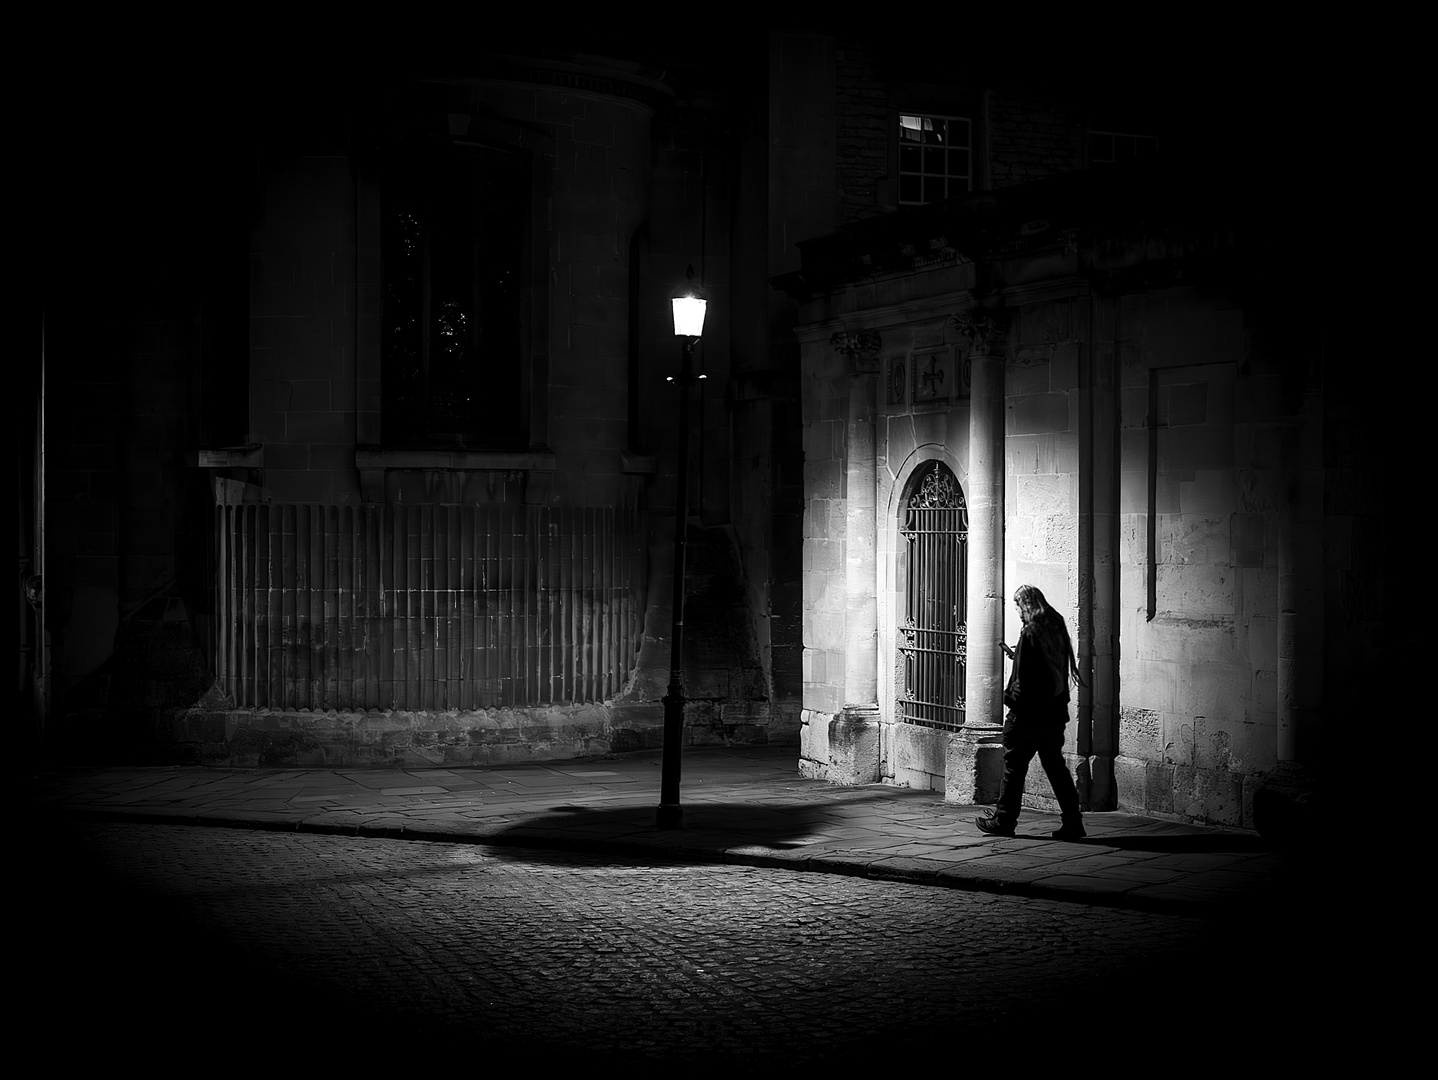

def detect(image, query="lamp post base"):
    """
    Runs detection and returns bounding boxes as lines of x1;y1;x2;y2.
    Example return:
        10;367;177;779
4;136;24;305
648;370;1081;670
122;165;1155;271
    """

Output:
655;803;684;830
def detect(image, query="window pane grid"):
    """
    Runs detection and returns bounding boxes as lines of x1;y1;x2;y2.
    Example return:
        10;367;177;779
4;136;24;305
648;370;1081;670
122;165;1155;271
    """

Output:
1090;129;1159;164
899;113;971;207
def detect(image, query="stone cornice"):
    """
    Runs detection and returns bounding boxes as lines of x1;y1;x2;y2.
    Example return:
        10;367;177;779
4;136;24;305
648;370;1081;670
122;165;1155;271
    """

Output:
356;447;559;504
772;156;1244;304
356;448;557;472
790;290;975;345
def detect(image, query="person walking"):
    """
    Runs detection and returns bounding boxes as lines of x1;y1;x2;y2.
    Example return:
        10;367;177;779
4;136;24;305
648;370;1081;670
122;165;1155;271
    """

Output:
976;584;1086;841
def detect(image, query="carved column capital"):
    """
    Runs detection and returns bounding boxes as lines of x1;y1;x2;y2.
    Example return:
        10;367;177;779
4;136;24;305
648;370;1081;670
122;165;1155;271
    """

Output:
947;311;1008;359
832;329;882;374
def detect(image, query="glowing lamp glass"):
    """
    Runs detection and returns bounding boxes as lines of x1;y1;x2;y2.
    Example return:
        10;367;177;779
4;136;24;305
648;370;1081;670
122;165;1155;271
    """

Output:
671;295;707;337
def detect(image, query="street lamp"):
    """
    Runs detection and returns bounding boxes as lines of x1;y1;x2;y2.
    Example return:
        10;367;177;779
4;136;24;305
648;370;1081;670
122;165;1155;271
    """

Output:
657;290;707;830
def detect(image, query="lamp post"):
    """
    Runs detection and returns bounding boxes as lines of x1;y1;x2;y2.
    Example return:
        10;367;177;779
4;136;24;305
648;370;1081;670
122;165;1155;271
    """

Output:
656;291;707;830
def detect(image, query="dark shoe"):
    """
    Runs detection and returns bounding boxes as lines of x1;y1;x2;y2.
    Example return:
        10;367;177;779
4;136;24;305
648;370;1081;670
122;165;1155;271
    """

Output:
1052;822;1086;842
976;814;1015;837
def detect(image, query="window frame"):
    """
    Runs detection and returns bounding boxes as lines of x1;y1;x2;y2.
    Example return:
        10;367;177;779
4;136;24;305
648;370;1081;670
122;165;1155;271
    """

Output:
354;116;552;461
1088;129;1159;166
897;111;974;207
377;134;530;450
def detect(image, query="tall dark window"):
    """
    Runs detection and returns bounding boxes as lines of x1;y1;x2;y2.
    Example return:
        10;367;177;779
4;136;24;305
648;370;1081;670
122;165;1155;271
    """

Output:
382;138;527;448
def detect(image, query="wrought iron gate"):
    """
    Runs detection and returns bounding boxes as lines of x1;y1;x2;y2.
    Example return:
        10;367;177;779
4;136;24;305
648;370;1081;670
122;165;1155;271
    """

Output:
898;463;967;729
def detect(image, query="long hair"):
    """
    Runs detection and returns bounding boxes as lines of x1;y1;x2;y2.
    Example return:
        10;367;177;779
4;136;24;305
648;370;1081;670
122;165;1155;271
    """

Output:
1013;584;1083;687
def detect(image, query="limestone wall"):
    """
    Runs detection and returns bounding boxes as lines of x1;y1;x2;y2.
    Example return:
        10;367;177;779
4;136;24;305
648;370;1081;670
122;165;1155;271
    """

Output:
797;265;1323;827
797;266;977;783
1000;295;1089;813
1000;285;1312;827
874;315;970;791
1110;289;1296;826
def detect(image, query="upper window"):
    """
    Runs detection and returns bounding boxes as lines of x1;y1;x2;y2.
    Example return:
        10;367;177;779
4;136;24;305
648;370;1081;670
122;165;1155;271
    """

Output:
1090;130;1159;164
898;113;972;206
381;137;528;449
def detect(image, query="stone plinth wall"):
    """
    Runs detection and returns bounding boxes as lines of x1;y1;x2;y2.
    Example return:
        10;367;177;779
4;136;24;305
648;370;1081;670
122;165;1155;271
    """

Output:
169;697;798;770
887;722;948;792
171;704;620;768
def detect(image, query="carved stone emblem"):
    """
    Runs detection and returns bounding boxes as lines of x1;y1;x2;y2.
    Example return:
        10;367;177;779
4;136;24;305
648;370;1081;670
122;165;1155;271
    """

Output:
889;359;907;405
914;352;949;403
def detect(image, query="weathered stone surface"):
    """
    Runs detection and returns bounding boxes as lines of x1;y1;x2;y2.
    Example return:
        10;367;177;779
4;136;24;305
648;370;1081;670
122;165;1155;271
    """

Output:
823;710;881;785
170;703;632;768
943;727;1004;804
1114;756;1175;817
1119;705;1163;759
889;723;947;791
1174;764;1244;827
609;702;665;752
798;708;833;779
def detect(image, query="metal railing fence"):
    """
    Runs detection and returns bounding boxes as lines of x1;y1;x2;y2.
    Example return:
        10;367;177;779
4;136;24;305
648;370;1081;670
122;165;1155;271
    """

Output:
214;502;645;711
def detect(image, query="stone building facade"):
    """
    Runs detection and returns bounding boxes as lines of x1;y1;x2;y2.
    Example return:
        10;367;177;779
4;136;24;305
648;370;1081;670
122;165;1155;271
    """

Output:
208;56;806;765
771;35;1373;828
32;31;1371;817
35;45;806;767
783;155;1361;829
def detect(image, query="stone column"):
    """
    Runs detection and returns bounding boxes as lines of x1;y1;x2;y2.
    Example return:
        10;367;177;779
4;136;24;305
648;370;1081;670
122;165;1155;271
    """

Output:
955;313;1007;731
945;312;1007;803
830;329;882;784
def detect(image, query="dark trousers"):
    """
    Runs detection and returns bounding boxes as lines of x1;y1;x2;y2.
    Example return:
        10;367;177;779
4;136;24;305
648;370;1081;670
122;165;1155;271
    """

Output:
993;716;1082;826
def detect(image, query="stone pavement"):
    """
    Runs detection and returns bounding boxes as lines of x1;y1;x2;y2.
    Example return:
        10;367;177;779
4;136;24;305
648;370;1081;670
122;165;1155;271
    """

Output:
26;744;1306;918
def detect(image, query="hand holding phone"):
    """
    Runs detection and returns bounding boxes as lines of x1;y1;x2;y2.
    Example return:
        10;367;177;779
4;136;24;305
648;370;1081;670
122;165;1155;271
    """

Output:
1000;641;1014;659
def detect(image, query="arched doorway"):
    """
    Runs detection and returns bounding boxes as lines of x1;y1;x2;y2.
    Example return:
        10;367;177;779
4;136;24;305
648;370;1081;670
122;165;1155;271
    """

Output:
897;461;968;730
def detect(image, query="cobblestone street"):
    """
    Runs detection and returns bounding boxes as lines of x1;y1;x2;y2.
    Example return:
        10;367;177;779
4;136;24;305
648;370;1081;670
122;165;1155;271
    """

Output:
25;821;1342;1067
